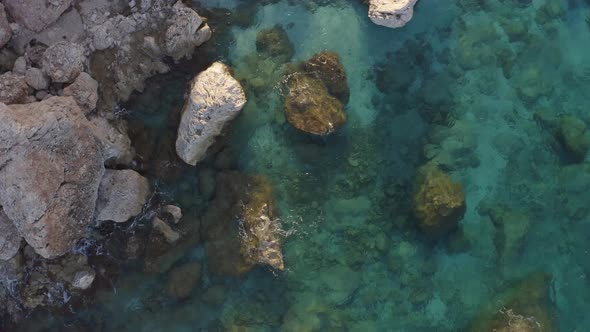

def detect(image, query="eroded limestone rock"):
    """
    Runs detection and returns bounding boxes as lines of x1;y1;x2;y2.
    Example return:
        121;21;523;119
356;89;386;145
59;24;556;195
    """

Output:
0;72;29;105
0;209;21;261
42;41;86;83
4;0;73;32
63;72;99;114
176;62;246;165
0;4;12;49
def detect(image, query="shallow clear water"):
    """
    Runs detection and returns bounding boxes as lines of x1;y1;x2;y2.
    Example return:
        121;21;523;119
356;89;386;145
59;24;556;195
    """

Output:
21;0;590;330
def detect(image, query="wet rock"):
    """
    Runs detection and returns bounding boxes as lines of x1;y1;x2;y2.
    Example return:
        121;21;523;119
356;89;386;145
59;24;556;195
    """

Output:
555;116;589;162
162;205;183;224
0;5;12;49
166;262;201;299
42;41;86;83
95;169;150;223
152;217;181;244
303;51;349;103
165;2;212;61
284;72;346;135
4;0;73;32
0;97;104;258
24;68;50;90
90;116;135;166
203;172;284;276
0;209;21;261
0;72;29;105
413;164;466;236
176;62;246;166
468;273;557;332
368;0;418;28
63;72;99;114
256;25;294;62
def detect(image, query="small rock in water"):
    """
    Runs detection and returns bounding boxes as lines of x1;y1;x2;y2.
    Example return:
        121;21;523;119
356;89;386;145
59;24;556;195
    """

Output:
72;270;96;290
152;217;181;244
161;205;183;224
347;157;359;167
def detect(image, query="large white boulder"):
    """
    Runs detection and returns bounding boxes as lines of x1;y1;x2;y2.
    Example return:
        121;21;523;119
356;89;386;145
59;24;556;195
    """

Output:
368;0;418;28
176;62;246;166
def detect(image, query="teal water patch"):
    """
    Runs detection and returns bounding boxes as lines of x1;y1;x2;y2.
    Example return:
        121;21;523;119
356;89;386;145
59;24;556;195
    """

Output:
18;0;590;331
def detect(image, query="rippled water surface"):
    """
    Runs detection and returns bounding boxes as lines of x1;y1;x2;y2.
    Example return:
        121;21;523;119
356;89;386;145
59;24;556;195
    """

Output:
22;0;590;331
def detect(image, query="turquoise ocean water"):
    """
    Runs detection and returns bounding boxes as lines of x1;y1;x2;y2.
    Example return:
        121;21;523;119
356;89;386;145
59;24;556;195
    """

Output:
19;0;590;331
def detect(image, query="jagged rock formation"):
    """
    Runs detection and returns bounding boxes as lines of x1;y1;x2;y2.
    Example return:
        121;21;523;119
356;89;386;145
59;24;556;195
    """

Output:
176;62;247;165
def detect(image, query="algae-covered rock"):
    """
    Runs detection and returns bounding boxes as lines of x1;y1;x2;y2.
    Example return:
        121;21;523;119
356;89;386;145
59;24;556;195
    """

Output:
413;164;466;235
284;72;346;135
203;172;284;276
515;66;552;103
303;51;350;103
555;116;589;162
256;25;294;63
468;273;557;332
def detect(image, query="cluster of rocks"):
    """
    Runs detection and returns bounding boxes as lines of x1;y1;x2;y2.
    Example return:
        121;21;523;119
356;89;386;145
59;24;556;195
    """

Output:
0;0;215;324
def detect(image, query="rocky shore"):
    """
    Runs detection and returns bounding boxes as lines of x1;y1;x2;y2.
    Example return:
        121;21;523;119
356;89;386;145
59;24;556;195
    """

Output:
0;0;212;325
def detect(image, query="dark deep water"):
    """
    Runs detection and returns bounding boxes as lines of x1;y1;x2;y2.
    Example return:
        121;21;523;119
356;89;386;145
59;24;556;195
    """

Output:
18;0;590;330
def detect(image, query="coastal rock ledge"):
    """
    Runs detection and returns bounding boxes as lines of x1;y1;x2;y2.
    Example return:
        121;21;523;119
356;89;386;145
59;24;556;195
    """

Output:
368;0;418;28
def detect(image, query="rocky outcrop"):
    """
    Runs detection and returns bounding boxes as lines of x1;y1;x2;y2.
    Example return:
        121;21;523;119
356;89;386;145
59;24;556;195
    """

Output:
0;97;104;258
0;72;29;105
413;164;466;236
283;51;349;135
368;0;418;29
63;72;99;114
0;209;20;261
203;172;284;276
95;169;150;223
4;0;73;32
303;51;350;103
42;41;86;83
90;116;135;166
284;72;347;135
176;62;247;165
0;4;12;49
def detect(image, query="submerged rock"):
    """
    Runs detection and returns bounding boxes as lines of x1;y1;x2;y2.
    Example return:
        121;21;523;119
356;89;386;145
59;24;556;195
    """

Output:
42;41;86;83
256;25;294;63
468;273;557;332
303;51;350;103
284;72;346;135
167;262;201;299
4;0;73;32
555;116;589;162
176;62;246;166
479;203;530;262
0;97;104;258
152;217;181;244
95;169;150;223
162;205;183;224
413;164;466;235
368;0;418;29
203;172;284;276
